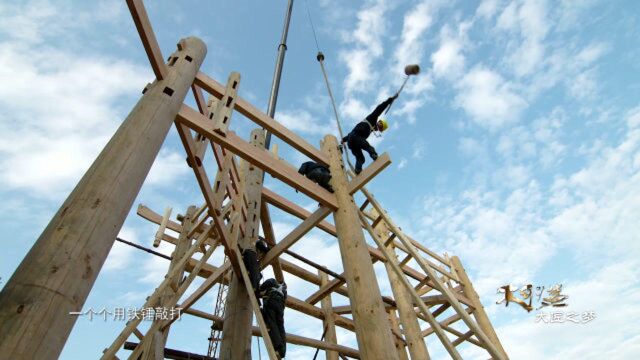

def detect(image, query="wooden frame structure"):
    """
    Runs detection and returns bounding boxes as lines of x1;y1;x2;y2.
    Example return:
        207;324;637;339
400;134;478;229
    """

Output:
0;1;508;359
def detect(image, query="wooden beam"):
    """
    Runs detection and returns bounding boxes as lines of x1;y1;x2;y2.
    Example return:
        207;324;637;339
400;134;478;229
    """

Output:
322;135;399;360
183;308;360;358
260;202;284;282
362;187;505;360
319;271;339;360
451;256;509;358
388;310;410;360
422;307;473;337
262;187;336;236
126;0;167;80
178;206;332;316
194;71;329;166
375;217;430;360
220;128;268;360
356;208;462;360
346;153;392;193
176;104;338;209
260;206;332;266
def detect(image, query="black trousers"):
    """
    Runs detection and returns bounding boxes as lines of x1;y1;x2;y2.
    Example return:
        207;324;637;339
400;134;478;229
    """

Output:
262;294;286;357
347;135;377;172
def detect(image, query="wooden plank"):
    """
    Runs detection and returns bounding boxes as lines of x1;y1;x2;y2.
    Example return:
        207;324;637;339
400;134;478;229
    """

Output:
362;188;505;360
357;209;462;360
101;225;215;359
262;187;336;236
126;0;167;80
179;206;332;317
195;71;329;166
260;202;285;282
388;310;410;360
375;215;430;360
346;153;392;194
451;256;509;358
220;128;265;359
452;330;475;347
153;207;172;247
260;206;332;266
183;308;360;358
176;104;338;209
306;279;345;305
319;272;339;360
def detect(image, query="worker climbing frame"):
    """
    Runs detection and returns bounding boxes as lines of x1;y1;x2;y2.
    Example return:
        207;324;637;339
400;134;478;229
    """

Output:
0;1;509;359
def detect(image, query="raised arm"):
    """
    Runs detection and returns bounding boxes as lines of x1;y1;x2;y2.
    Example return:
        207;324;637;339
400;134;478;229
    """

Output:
365;97;395;125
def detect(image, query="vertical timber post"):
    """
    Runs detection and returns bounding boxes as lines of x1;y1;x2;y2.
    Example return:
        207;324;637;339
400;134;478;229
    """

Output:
0;37;206;360
388;309;409;360
142;205;196;360
451;256;509;359
219;129;266;360
319;271;338;360
374;211;431;360
321;135;399;360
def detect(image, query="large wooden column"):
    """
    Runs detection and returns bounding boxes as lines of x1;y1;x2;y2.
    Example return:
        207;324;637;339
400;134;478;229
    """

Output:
219;129;265;360
321;135;399;360
0;37;206;360
374;213;430;360
451;256;509;359
319;271;338;360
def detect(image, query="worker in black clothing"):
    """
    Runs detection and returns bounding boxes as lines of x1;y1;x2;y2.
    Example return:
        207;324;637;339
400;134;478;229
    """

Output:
298;161;334;193
259;278;288;358
240;246;261;301
341;95;396;174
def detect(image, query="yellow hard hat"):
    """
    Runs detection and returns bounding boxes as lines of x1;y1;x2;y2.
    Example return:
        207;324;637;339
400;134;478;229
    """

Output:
378;118;389;132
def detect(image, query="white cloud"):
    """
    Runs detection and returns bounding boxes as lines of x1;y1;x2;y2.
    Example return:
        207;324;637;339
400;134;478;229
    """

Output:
431;22;470;80
494;260;640;360
339;97;368;122
147;150;191;186
397;158;408;169
568;68;598;99
339;0;389;95
454;66;527;130
416;103;640;305
0;40;149;197
275;109;331;136
476;0;503;20
103;227;137;271
412;140;426;159
496;0;550;77
394;0;439;69
431;36;465;79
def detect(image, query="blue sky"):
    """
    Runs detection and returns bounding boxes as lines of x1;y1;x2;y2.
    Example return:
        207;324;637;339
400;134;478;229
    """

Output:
1;0;639;359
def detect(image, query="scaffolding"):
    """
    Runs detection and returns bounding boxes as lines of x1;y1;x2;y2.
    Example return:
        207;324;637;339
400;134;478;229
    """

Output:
0;1;509;359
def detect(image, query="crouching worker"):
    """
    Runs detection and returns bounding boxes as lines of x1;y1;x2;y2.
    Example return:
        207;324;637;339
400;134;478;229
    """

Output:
298;161;334;193
260;278;287;358
341;95;396;174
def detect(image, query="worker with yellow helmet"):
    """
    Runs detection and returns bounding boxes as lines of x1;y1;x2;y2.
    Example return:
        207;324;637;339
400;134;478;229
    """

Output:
341;94;397;174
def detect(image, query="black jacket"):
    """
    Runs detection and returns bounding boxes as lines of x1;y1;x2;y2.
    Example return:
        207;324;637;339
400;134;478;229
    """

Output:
343;97;394;141
298;161;326;176
260;279;287;300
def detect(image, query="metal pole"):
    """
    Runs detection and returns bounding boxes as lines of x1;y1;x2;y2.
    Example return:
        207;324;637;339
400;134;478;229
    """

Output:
264;0;294;150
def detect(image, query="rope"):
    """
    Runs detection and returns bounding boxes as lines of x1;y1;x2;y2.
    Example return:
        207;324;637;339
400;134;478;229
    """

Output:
304;0;321;53
305;0;356;173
